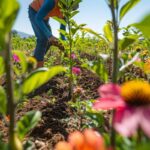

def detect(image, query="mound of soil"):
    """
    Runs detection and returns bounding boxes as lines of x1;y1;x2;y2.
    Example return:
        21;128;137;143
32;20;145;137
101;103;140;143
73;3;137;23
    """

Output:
0;68;102;150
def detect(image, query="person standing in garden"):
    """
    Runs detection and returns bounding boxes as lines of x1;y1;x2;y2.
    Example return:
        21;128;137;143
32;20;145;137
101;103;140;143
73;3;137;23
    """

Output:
28;0;66;68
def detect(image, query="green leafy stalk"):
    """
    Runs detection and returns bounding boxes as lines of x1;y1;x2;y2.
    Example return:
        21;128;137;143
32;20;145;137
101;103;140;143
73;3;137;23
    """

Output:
4;33;17;149
68;19;73;98
58;0;81;99
109;0;119;149
110;0;119;83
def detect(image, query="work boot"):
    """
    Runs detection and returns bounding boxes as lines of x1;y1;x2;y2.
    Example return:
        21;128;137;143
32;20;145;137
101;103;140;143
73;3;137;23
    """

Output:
37;61;44;68
49;36;64;51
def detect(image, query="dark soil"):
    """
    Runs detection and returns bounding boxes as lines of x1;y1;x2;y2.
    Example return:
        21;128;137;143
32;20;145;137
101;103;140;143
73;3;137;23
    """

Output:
0;67;102;150
0;53;147;150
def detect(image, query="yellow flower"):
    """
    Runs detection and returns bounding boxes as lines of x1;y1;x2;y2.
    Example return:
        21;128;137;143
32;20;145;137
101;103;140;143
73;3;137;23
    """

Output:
121;80;150;106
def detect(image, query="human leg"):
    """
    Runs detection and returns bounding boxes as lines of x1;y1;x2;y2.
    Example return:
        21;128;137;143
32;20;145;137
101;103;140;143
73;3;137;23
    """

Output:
35;0;55;39
28;7;49;67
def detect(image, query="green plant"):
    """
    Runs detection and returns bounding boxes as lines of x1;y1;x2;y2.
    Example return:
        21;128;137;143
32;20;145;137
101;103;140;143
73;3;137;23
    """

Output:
0;1;66;149
54;0;85;98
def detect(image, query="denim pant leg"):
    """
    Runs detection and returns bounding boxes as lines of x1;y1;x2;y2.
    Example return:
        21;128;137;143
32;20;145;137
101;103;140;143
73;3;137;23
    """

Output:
35;0;55;39
28;7;50;61
45;20;52;53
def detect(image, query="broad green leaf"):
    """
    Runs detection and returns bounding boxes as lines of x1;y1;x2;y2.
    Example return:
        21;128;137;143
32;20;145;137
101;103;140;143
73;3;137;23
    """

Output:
0;0;19;45
71;0;81;10
12;50;28;75
59;29;69;39
0;57;5;76
22;66;66;94
52;17;66;26
71;28;78;36
81;28;106;42
58;0;67;8
0;86;6;115
119;0;140;21
16;111;41;140
133;14;150;38
70;10;79;18
78;24;86;28
119;35;138;50
103;21;113;43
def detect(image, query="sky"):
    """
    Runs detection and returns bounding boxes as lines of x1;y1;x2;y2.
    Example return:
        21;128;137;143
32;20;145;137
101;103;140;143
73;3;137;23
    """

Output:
13;0;150;37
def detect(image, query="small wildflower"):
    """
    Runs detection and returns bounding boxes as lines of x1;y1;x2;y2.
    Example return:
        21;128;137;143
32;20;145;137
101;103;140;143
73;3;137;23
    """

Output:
71;53;76;59
13;54;20;62
72;67;81;75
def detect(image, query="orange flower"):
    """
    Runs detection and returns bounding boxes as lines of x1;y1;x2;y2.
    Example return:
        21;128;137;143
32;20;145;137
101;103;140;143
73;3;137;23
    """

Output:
55;142;72;150
55;129;105;150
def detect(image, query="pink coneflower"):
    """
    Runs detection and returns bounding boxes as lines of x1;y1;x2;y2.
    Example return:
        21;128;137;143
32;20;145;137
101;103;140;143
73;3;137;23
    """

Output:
93;83;125;110
13;54;20;62
72;67;81;75
114;80;150;137
93;80;150;137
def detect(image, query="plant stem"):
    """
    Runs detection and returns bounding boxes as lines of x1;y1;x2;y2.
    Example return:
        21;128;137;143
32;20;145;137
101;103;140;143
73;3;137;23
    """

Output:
69;24;73;99
111;2;119;83
66;2;73;99
4;33;16;149
109;0;119;149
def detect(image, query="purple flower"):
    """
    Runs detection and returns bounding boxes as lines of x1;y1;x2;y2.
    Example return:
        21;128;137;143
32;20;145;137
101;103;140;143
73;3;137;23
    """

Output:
13;54;20;62
71;53;76;59
72;67;81;75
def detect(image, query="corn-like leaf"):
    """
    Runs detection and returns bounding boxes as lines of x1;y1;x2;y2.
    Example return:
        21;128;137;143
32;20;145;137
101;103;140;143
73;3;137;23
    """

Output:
119;35;138;50
53;17;66;26
119;0;140;21
82;28;106;42
22;66;66;95
103;21;113;43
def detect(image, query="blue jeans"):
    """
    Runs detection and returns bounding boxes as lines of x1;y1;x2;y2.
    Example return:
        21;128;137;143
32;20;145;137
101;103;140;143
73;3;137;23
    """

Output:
28;0;66;61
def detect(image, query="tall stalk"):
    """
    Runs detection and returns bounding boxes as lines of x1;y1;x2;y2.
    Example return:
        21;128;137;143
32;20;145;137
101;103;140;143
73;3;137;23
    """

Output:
4;33;16;149
68;18;73;99
109;0;119;149
110;0;119;83
65;0;73;99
